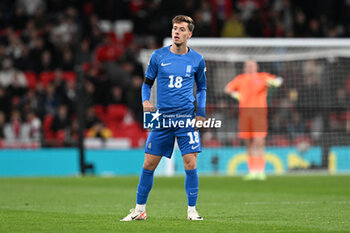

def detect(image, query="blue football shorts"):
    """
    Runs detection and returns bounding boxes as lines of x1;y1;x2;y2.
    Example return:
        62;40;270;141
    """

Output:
144;127;202;158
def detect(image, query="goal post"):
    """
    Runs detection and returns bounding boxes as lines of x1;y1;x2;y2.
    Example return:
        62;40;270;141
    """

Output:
140;38;350;175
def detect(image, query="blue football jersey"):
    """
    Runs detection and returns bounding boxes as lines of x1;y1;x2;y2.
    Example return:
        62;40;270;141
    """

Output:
145;45;207;114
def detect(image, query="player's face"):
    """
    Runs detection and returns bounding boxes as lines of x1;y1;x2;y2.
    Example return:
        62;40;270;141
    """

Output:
244;60;258;74
172;22;192;46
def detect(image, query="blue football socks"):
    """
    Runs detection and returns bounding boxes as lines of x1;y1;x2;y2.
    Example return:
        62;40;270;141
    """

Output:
185;168;199;207
136;168;154;204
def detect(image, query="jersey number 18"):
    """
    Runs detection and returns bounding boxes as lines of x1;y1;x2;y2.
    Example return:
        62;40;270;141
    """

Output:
168;75;183;88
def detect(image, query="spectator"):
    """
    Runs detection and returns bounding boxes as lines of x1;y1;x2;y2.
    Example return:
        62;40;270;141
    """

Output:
91;67;111;105
108;86;127;105
245;9;264;37
193;10;212;37
60;49;75;71
52;69;66;101
0;59;27;88
38;50;56;73
221;12;245;37
51;15;77;46
30;38;45;73
4;109;30;142
269;113;287;134
307;19;324;37
64;80;76;115
0;111;5;140
75;39;91;64
11;6;28;30
7;32;24;60
0;87;11;117
7;71;28;97
126;76;143;124
87;121;113;140
33;7;46;29
330;88;349;132
17;0;45;16
20;90;41;116
42;84;59;116
0;45;7;66
293;10;308;37
84;80;96;107
14;46;34;71
26;111;41;142
66;118;79;146
51;104;69;133
85;106;100;129
287;112;307;140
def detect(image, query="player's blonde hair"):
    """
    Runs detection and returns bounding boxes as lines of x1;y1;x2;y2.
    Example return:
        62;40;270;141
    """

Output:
172;15;195;32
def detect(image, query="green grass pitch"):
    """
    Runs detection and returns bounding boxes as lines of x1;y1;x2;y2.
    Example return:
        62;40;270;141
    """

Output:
1;175;350;233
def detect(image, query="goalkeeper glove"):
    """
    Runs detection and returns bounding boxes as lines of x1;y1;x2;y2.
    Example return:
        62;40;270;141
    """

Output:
267;76;283;87
230;91;240;100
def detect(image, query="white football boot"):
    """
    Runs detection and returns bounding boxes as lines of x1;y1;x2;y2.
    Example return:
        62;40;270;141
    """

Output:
120;208;147;221
187;209;203;221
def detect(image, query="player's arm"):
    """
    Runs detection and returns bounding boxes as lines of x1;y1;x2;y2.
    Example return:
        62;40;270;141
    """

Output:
266;74;283;87
142;79;155;111
195;57;207;120
142;52;158;111
224;77;240;101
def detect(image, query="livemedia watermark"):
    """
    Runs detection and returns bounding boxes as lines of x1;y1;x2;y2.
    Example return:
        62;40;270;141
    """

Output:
143;109;222;129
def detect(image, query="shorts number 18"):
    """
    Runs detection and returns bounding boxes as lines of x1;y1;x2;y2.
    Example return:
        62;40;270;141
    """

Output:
187;131;199;144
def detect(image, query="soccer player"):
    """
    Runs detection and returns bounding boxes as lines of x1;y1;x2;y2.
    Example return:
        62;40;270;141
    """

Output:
120;15;207;221
225;59;282;180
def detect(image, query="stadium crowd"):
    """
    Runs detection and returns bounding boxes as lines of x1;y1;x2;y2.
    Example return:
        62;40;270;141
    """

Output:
0;0;349;148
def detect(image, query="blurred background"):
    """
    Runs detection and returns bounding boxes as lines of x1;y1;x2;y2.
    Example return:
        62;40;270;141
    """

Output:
0;0;349;176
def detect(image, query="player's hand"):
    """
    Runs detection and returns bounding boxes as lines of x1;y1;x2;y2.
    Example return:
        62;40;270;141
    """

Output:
143;100;155;112
267;77;283;87
195;115;206;130
230;91;240;100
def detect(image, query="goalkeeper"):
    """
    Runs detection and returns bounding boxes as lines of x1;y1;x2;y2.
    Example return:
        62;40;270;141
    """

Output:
225;59;283;180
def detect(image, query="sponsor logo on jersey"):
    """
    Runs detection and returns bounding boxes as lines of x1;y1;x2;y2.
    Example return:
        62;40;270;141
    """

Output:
161;62;171;66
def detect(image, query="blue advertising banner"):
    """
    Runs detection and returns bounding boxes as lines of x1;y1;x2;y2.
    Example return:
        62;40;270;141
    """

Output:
0;147;348;176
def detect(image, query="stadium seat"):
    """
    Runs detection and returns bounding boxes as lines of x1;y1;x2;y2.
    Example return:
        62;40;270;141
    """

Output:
107;104;127;122
56;130;65;143
115;122;147;147
81;62;91;72
63;71;77;83
43;115;55;139
94;105;106;122
40;72;54;87
24;72;37;89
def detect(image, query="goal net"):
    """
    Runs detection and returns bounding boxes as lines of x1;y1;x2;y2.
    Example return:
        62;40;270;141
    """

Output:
140;38;350;175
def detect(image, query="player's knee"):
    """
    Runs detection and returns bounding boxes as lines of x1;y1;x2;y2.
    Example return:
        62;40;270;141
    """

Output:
143;161;157;170
184;160;197;170
143;161;156;171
